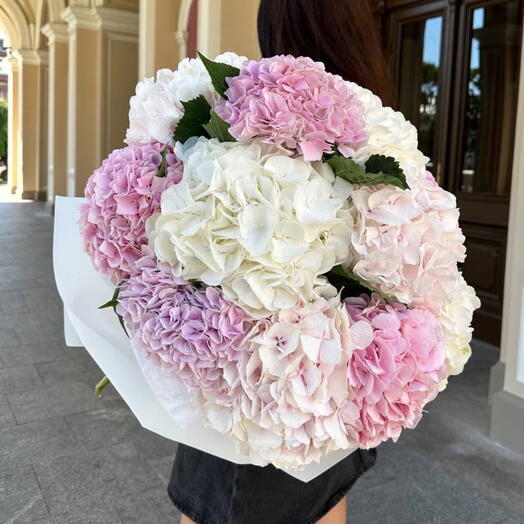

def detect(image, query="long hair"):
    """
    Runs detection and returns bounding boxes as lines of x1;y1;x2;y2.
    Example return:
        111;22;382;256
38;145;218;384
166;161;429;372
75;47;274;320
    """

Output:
257;0;392;104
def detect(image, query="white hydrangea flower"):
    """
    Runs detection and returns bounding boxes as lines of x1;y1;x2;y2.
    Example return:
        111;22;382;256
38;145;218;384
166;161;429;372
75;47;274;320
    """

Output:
147;138;353;317
348;82;429;189
438;277;481;379
126;53;248;146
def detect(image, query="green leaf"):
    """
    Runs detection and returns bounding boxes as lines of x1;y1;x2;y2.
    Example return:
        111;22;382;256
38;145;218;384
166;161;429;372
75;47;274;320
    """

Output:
98;286;120;309
365;154;404;178
327;154;409;190
98;286;129;338
117;312;130;338
325;265;398;302
156;148;168;177
203;111;235;142
173;95;212;143
364;154;408;189
198;52;240;98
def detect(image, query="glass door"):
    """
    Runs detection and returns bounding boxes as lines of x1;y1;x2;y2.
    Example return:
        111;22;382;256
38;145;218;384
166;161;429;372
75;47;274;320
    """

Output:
381;0;523;345
450;0;522;344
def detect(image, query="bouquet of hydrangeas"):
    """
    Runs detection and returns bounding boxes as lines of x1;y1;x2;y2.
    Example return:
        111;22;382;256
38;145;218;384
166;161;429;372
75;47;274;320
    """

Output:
76;51;479;471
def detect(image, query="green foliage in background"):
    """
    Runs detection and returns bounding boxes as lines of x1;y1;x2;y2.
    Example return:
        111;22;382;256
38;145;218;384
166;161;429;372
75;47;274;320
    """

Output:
0;99;7;162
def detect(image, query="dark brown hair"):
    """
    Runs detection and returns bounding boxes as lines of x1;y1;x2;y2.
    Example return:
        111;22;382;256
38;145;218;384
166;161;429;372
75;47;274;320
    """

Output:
257;0;393;104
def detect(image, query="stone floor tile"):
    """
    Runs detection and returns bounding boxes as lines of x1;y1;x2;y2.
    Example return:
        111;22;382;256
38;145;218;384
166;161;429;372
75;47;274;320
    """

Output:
32;443;163;516
32;503;122;524
0;418;79;471
5;313;64;345
0;466;49;523
0;364;43;394
0;276;46;293
112;487;180;524
21;287;62;313
65;405;178;460
0;394;15;426
349;476;461;524
148;454;178;485
411;470;510;523
0;342;70;368
36;355;105;386
0;326;20;348
7;382;101;424
0;289;29;314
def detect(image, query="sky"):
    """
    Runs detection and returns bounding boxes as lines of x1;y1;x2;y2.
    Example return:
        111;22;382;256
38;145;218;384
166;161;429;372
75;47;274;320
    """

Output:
422;8;484;69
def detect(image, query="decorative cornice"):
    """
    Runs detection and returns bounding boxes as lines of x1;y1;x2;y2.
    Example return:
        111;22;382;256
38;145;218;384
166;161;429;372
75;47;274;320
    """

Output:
42;22;70;45
36;50;49;67
60;5;138;34
12;48;41;67
97;7;139;34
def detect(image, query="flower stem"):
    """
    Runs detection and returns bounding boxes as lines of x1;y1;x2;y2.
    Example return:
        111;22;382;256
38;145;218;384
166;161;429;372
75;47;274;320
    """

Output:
95;375;110;397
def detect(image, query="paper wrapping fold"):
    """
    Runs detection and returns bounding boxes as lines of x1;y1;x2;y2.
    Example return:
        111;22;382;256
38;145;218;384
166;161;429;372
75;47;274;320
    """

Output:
52;196;355;482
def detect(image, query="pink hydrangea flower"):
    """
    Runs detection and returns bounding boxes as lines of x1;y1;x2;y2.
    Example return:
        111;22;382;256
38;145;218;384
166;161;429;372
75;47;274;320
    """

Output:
79;143;183;283
341;294;446;448
117;252;255;406
221;291;358;468
215;55;368;161
347;177;466;309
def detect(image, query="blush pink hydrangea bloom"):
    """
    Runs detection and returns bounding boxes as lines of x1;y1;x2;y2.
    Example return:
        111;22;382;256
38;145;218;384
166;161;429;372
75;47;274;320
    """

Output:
341;294;446;448
215;55;368;161
79;143;183;283
212;290;362;468
117;251;255;406
347;175;466;309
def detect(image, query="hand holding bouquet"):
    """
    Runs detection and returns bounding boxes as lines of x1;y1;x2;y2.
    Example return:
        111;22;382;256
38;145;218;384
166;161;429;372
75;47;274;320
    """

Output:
77;51;479;470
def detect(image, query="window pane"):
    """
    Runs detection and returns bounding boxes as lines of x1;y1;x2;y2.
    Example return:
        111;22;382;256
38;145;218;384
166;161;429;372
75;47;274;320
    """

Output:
398;16;443;175
461;1;521;194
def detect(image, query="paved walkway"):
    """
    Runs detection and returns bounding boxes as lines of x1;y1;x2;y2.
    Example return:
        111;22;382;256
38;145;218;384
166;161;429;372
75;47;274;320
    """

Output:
1;200;523;523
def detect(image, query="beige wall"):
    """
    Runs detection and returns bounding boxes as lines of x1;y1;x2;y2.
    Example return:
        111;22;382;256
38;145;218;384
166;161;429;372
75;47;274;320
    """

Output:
102;31;139;155
220;0;260;59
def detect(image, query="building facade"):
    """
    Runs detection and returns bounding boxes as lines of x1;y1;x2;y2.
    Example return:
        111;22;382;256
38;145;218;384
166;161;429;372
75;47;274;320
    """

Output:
0;0;523;457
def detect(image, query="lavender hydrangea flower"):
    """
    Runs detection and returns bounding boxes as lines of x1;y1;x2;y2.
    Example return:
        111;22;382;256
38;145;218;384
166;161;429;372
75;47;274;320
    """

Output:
79;143;183;283
117;252;255;405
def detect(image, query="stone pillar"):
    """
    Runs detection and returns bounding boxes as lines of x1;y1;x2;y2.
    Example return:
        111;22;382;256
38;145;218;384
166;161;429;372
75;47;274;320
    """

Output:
42;22;69;202
14;49;47;200
490;18;524;455
6;54;21;196
61;5;138;197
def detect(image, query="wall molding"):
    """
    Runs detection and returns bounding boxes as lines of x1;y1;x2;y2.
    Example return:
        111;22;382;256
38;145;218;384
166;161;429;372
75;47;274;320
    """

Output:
12;48;41;66
491;389;524;456
61;5;138;34
489;361;506;406
42;21;69;45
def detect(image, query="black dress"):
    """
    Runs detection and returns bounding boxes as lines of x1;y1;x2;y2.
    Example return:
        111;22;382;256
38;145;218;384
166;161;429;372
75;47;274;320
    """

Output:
168;443;376;524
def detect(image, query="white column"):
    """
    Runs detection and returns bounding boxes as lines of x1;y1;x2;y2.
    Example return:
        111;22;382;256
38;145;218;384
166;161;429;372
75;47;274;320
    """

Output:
42;22;69;202
197;0;221;58
490;13;524;454
6;53;21;196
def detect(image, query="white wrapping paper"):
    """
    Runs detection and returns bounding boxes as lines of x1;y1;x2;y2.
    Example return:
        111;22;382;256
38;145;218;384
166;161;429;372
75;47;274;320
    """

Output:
53;196;355;482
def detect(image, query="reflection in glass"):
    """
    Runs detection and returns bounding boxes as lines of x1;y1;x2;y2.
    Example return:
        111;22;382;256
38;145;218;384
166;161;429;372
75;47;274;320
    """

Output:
398;16;443;177
461;1;521;194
